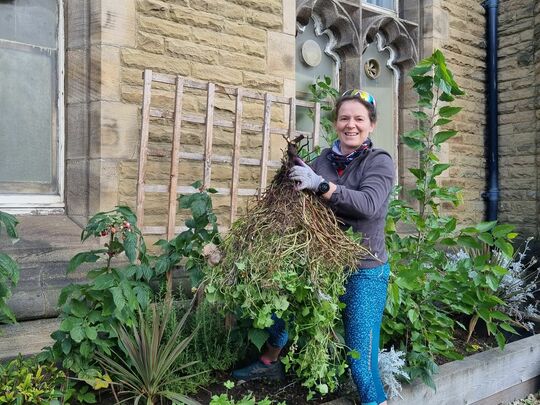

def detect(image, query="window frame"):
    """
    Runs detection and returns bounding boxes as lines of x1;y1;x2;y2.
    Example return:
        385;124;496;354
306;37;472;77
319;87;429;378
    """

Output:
0;0;65;213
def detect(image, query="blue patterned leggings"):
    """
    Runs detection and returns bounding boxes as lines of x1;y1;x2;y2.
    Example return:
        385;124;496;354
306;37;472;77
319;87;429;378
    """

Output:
266;262;390;405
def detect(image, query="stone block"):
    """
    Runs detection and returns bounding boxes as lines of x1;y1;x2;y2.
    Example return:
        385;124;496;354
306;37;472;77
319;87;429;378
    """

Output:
223;21;267;42
137;0;171;19
138;31;165;54
66;49;88;104
282;0;295;35
65;159;89;218
231;0;281;14
89;158;120;213
192;62;243;85
121;48;191;75
170;5;225;31
66;103;89;160
93;0;136;47
165;38;219;64
267;31;295;80
242;38;267;58
246;9;282;30
89;101;139;160
206;0;247;21
90;45;122;102
219;50;266;74
138;14;191;40
67;0;88;49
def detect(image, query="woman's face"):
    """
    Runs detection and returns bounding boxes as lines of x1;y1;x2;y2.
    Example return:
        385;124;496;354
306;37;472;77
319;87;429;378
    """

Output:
334;100;375;155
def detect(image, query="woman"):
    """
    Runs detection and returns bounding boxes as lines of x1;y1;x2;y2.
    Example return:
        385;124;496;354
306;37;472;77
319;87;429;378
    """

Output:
233;89;394;405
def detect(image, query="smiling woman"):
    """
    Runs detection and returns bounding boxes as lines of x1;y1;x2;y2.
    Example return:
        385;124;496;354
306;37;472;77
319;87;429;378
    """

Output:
0;0;64;209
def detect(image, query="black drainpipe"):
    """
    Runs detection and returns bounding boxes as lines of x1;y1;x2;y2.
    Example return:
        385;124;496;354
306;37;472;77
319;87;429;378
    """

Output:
481;0;499;221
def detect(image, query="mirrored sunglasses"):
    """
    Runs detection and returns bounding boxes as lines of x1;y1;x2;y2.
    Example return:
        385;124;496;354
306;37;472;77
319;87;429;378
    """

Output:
341;89;376;108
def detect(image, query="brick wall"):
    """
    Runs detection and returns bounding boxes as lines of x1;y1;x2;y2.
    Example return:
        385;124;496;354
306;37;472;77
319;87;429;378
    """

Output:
497;0;538;238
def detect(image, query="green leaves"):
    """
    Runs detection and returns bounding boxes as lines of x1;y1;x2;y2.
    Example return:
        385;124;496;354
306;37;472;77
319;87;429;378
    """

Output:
248;328;269;351
0;211;19;324
0;211;18;240
67;250;105;274
385;49;524;390
439;106;462;118
433;130;457;146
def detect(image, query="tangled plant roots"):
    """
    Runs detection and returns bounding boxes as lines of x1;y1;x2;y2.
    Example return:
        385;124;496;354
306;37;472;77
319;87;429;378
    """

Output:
205;142;370;396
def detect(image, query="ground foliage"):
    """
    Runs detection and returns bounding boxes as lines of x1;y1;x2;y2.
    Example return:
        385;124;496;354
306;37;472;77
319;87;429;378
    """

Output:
205;142;370;397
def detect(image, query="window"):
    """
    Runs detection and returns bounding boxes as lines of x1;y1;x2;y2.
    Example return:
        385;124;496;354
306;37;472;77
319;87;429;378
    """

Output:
0;0;64;210
365;0;396;11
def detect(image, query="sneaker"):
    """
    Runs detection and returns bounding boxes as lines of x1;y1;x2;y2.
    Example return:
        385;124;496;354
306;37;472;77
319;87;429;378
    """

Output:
231;359;285;382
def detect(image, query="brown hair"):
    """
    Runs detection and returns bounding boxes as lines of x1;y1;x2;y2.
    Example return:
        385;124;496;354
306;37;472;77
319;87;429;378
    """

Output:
333;95;377;123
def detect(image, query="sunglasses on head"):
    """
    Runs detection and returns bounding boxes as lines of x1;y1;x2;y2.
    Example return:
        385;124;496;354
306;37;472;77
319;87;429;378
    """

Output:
341;89;376;108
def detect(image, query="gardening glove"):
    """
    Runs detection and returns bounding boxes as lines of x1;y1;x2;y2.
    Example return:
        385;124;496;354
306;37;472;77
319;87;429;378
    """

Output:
289;158;323;192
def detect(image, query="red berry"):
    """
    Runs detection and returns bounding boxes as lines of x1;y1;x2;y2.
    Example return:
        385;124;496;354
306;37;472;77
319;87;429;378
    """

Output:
100;230;108;237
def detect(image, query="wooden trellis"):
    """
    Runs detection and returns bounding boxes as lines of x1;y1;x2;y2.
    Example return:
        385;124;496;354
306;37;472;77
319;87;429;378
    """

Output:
135;69;321;240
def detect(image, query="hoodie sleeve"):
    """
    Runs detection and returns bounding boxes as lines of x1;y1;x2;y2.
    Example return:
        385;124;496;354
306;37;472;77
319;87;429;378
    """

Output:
327;152;394;219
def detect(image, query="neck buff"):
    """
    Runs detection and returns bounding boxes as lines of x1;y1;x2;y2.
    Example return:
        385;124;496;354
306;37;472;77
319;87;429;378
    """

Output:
327;138;372;173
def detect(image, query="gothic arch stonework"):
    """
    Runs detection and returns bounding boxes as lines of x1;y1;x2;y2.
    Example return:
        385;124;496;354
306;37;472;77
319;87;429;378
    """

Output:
296;0;418;71
363;15;418;69
296;0;360;56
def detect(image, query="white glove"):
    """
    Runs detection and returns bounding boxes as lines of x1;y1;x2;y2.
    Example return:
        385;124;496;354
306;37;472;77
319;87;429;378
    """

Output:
289;162;323;192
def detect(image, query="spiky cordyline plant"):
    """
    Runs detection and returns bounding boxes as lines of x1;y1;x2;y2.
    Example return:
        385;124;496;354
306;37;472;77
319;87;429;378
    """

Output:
96;298;201;405
205;140;371;397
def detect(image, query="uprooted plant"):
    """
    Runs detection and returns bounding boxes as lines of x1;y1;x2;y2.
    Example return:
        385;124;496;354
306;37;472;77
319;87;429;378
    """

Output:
205;139;371;397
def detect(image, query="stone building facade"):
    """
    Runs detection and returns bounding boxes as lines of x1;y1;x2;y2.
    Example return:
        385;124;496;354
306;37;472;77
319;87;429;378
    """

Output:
1;0;539;320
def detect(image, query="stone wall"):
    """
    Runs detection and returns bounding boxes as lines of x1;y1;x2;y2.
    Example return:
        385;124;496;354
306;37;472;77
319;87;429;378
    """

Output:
90;0;298;233
422;0;487;225
497;0;539;238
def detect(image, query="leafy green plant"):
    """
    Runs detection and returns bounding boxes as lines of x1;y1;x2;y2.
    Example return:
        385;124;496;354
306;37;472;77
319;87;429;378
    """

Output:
0;355;68;404
384;49;520;388
0;211;19;324
47;206;158;382
96;299;200;405
154;180;221;289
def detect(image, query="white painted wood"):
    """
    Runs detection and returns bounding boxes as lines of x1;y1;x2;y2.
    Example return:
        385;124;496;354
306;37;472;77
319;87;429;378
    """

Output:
389;334;540;405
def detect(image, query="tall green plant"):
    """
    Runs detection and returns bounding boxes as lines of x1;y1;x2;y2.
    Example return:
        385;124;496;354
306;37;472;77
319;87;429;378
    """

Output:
96;300;201;405
48;207;158;383
384;50;518;387
0;211;19;324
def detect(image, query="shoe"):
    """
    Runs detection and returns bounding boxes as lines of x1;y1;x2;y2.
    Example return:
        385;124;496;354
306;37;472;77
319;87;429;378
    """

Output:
231;359;285;382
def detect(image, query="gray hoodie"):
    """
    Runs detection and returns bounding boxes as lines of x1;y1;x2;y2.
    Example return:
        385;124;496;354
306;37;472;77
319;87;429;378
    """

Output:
311;147;394;269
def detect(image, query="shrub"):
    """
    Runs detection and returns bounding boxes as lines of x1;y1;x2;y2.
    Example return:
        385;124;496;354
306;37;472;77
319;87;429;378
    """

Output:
96;299;200;405
0;211;19;324
47;206;159;382
0;355;68;404
383;49;521;388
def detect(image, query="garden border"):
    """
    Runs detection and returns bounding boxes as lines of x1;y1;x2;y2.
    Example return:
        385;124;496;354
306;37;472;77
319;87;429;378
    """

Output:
326;333;540;405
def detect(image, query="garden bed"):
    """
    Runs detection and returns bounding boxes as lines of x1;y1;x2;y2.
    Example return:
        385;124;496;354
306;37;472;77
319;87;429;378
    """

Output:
385;333;540;405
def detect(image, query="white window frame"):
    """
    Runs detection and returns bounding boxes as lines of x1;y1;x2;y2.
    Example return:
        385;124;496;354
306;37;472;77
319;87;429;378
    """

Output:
0;0;65;214
362;1;399;16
